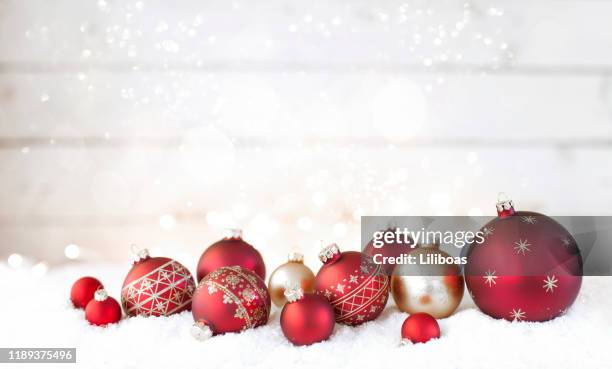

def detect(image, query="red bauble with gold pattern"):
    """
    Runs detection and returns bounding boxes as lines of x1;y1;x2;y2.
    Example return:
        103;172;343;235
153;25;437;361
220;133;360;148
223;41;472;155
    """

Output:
281;284;335;346
196;229;266;282
401;312;440;344
464;194;582;322
315;244;390;326
191;266;271;340
70;276;103;309
85;289;122;326
121;248;196;317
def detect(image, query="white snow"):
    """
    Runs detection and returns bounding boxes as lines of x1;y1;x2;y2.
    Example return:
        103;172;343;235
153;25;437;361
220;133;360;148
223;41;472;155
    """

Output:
0;263;610;369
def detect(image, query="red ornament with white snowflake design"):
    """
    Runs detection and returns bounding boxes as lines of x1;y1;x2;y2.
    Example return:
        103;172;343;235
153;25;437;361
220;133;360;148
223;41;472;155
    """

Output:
121;247;196;317
315;244;390;326
191;266;271;340
85;289;122;326
196;229;266;282
464;194;582;322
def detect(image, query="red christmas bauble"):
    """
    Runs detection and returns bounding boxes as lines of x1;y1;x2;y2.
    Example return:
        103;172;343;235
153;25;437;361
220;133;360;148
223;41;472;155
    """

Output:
464;195;582;322
85;289;122;326
315;244;390;326
281;284;335;346
191;266;271;340
121;248;196;317
363;227;415;274
401;312;440;344
70;276;103;309
196;229;266;282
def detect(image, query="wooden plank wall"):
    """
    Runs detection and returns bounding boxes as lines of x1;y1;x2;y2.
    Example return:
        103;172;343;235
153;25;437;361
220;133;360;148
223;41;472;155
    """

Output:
1;0;611;270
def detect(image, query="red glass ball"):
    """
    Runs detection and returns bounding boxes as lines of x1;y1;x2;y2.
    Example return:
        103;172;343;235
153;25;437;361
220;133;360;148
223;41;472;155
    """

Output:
401;312;440;344
465;211;582;322
192;266;270;335
196;233;266;282
281;293;335;346
70;276;103;309
315;247;389;326
121;255;196;317
85;292;122;326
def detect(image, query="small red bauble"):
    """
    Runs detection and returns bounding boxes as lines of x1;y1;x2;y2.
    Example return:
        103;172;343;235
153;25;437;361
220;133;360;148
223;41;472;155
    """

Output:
191;266;271;340
121;247;196;317
464;194;582;322
281;284;335;346
197;229;266;282
85;289;122;326
70;276;103;309
363;227;415;274
315;244;390;326
401;312;440;344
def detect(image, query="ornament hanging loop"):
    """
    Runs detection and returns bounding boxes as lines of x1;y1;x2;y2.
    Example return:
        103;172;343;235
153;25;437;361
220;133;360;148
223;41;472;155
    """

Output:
318;243;341;264
130;244;150;263
284;282;304;303
225;228;243;239
94;288;108;302
287;251;304;263
191;321;213;341
496;192;515;217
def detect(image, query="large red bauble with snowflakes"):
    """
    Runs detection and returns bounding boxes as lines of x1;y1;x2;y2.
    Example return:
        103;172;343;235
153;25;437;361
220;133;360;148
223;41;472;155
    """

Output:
191;266;271;340
121;248;196;317
464;194;582;322
315;244;390;326
196;229;266;282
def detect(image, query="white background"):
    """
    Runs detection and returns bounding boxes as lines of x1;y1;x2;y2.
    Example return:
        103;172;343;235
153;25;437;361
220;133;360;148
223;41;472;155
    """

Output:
1;0;612;269
1;2;611;368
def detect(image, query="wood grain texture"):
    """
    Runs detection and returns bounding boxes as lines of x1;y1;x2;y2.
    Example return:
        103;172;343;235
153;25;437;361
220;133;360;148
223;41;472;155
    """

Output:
1;73;611;139
1;0;612;265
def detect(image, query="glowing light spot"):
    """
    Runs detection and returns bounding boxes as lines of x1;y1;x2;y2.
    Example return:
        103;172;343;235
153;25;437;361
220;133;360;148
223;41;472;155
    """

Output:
159;214;176;230
8;253;23;268
65;244;80;260
32;262;48;277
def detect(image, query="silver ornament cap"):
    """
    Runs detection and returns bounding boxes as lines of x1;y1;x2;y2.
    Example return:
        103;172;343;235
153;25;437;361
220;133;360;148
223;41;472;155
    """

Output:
283;282;304;303
225;228;243;239
191;321;213;341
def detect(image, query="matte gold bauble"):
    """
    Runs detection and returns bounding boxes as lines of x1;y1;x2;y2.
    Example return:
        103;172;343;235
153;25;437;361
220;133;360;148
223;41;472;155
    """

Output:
391;243;464;319
268;252;315;307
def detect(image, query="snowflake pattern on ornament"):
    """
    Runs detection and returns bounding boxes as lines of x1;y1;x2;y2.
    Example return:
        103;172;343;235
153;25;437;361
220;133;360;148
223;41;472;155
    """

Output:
543;275;558;293
483;269;498;287
520;215;537;224
121;260;195;317
510;308;526;321
513;239;531;255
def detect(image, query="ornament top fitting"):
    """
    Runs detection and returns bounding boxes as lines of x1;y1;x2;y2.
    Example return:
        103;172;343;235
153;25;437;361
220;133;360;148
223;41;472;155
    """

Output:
319;243;341;264
496;192;516;217
284;282;304;303
287;251;304;263
191;321;214;341
94;288;109;302
225;228;243;239
130;244;150;263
